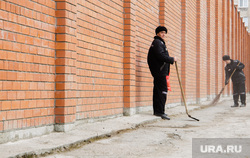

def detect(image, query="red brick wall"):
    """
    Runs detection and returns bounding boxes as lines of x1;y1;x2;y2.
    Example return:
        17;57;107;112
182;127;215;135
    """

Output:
55;0;77;129
222;0;227;95
209;0;216;97
134;0;158;108
185;0;197;102
0;0;250;138
76;0;124;119
163;0;182;104
180;0;197;103
199;0;208;99
226;0;232;94
0;0;55;132
123;0;136;115
217;0;223;94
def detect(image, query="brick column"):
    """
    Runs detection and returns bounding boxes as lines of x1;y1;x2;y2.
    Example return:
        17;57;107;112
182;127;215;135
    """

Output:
55;0;77;131
196;0;201;103
241;25;243;62
241;15;243;59
123;0;136;116
207;0;211;98
222;0;226;96
247;33;249;90
215;0;219;94
159;0;166;25
248;33;250;90
226;0;231;95
229;0;235;94
181;0;187;97
237;11;239;59
235;5;238;60
239;10;241;60
231;1;235;60
241;18;243;61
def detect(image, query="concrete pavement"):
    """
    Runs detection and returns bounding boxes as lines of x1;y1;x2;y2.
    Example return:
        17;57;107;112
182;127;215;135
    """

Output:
0;96;235;158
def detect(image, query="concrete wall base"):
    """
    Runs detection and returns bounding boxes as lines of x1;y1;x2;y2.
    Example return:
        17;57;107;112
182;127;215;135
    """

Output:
123;107;137;116
54;123;75;132
0;125;54;144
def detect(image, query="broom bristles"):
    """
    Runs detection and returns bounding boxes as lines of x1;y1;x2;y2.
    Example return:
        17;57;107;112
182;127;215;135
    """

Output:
210;93;222;105
210;87;225;105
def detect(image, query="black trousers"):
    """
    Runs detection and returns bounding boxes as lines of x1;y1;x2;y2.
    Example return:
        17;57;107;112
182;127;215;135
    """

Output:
153;75;168;114
233;81;246;105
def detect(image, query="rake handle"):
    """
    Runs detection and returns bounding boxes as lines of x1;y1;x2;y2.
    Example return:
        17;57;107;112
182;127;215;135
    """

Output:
175;61;188;114
217;62;240;97
175;61;199;121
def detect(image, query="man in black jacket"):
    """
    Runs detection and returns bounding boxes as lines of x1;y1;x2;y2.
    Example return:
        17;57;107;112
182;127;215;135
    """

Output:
147;26;177;120
223;55;246;107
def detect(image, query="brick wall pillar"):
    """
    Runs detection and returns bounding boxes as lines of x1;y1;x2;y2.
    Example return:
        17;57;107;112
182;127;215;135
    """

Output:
240;18;243;60
196;0;201;103
123;0;136;116
159;0;166;25
215;0;219;94
241;20;243;61
181;0;187;97
246;32;248;90
207;0;211;98
55;0;77;131
226;0;231;95
235;5;238;60
240;16;242;60
238;14;240;60
229;0;235;94
248;34;250;90
232;0;235;60
222;0;226;95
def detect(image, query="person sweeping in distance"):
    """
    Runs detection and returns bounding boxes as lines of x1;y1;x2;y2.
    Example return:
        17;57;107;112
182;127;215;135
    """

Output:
147;26;177;120
223;55;246;107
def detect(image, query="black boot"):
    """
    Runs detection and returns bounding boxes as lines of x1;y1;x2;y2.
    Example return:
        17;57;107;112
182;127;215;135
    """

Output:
232;94;239;107
154;113;170;120
231;104;239;107
240;103;246;107
161;114;170;120
240;94;246;107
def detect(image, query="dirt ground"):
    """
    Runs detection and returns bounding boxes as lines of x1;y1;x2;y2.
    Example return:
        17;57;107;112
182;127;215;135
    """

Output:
45;98;250;158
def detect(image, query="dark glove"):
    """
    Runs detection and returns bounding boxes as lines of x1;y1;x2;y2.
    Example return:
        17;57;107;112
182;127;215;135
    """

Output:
236;65;241;70
225;80;229;85
236;62;243;70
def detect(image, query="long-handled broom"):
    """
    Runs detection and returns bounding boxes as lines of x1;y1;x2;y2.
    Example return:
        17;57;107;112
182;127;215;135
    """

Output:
175;61;199;121
210;62;240;105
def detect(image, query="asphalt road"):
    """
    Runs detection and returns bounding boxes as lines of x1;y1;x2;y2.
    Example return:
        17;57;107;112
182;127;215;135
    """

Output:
45;98;250;158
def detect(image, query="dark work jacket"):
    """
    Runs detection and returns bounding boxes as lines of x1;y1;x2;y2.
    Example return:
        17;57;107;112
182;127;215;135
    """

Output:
225;59;245;84
147;36;174;77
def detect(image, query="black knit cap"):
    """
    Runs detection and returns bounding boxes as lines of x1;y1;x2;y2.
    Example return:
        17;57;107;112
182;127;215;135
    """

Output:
222;55;230;61
155;26;168;35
